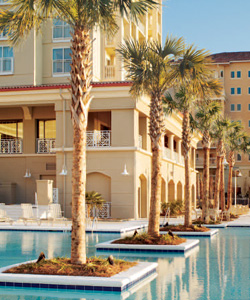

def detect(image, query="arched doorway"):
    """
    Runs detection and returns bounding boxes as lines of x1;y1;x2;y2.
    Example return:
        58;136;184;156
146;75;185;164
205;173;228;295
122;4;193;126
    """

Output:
168;180;175;202
138;174;147;218
86;172;111;203
177;181;183;202
161;178;166;203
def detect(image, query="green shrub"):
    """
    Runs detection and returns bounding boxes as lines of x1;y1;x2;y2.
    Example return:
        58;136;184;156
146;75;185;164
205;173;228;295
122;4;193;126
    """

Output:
161;200;183;215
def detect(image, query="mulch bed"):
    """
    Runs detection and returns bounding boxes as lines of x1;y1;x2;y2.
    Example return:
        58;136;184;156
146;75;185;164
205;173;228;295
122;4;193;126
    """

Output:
112;233;186;246
160;225;210;232
3;257;136;277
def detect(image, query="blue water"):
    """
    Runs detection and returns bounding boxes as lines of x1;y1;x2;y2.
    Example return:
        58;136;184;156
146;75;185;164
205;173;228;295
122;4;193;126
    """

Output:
0;228;250;300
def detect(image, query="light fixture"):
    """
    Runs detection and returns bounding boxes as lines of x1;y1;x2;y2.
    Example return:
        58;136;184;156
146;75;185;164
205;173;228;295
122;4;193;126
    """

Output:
60;165;67;176
223;157;228;165
24;169;31;178
121;164;129;176
237;170;242;177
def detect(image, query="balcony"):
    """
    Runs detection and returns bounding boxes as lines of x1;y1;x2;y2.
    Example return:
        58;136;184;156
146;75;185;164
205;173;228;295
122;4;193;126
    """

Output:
104;66;115;80
37;139;56;154
87;130;111;147
163;147;184;165
196;157;217;167
0;139;22;154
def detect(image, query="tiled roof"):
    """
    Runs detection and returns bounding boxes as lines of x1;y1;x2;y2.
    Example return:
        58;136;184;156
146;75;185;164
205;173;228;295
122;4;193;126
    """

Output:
210;52;250;63
0;81;132;92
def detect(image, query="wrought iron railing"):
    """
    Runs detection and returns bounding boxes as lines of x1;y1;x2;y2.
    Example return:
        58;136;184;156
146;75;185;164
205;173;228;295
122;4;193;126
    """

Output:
86;202;111;218
37;138;56;154
0;139;22;154
104;66;115;80
53;188;59;204
86;130;111;147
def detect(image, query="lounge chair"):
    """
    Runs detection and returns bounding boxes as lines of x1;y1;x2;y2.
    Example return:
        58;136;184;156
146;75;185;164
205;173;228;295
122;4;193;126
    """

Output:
19;203;41;225
0;204;13;225
47;204;67;226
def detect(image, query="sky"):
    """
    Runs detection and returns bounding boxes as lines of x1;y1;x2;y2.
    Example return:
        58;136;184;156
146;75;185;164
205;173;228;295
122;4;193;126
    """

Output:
162;0;250;55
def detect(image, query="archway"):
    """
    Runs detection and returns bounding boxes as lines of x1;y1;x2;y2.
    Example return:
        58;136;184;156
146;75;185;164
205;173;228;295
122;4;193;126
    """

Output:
138;174;147;218
86;172;111;203
168;180;175;202
161;178;166;203
177;181;183;202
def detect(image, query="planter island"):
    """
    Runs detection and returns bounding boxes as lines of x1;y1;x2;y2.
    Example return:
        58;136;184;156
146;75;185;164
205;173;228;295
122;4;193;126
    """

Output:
0;260;157;293
160;225;219;237
95;239;199;253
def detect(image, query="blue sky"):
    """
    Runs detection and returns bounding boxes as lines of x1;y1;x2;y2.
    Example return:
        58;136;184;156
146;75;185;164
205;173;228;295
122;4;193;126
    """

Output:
162;0;250;54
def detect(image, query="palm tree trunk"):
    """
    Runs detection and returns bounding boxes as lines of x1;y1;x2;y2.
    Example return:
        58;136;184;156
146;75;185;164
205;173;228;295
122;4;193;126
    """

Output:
220;159;225;211
70;27;93;264
148;93;164;237
202;146;210;223
214;156;221;211
227;151;235;210
182;110;192;227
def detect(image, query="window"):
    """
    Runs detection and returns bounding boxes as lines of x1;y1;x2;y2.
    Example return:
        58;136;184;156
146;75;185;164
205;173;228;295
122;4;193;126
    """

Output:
248;87;250;95
249;104;250;111
231;104;235;111
0;28;8;40
237;154;241;161
231;71;235;78
237;71;241;78
237;87;241;94
248;70;250;78
37;120;56;139
0;46;13;74
220;70;224;78
249;155;250;162
53;19;71;40
0;121;23;140
53;48;71;75
231;88;235;95
249;120;250;127
237;104;241;111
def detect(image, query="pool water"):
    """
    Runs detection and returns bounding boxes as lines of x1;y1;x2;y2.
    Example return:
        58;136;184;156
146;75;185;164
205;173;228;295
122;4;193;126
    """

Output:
0;228;249;300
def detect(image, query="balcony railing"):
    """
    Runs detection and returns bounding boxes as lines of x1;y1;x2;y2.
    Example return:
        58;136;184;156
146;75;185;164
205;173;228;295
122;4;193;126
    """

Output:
0;139;22;154
139;135;142;148
104;66;115;80
196;157;217;166
87;130;111;147
37;138;56;154
163;147;184;165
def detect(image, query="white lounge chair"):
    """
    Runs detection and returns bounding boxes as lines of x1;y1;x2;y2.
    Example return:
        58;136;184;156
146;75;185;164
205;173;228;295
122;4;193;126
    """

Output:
0;203;13;225
48;204;67;226
19;203;41;225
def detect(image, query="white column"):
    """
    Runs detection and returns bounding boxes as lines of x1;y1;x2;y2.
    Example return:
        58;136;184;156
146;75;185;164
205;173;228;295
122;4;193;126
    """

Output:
169;134;174;160
177;140;182;163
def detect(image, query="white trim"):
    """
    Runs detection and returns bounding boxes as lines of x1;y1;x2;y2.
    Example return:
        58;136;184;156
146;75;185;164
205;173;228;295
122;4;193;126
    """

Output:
52;19;71;41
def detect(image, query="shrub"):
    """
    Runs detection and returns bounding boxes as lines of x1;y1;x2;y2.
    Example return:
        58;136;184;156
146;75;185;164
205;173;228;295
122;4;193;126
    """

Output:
161;200;183;215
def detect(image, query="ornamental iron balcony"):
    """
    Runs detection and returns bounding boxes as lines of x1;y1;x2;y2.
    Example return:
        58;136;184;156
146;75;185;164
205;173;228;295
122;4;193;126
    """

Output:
86;130;111;147
0;139;22;154
37;138;56;154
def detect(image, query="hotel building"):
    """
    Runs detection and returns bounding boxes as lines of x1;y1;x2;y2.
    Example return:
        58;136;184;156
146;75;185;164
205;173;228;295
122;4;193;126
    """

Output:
0;1;199;218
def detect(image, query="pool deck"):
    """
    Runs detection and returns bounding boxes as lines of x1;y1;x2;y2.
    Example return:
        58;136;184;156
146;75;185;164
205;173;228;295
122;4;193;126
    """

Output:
0;212;250;233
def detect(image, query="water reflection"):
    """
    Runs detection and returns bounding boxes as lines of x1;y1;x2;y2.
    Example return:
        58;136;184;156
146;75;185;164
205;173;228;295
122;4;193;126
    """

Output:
1;229;250;300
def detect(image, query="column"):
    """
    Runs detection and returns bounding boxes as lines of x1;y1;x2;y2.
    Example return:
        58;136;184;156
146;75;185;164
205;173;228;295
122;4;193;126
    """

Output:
177;140;182;163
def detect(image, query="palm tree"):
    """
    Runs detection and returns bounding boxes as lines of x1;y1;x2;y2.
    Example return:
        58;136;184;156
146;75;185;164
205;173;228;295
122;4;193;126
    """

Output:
225;122;249;209
118;37;185;236
165;48;222;227
211;118;232;213
0;0;157;264
195;101;221;223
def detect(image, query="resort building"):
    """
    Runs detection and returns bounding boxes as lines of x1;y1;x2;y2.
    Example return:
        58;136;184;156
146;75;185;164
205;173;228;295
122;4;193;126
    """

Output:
196;52;250;201
0;1;199;218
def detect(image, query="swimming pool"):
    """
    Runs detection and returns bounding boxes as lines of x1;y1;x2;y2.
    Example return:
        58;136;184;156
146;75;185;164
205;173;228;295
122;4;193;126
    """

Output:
0;228;249;300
